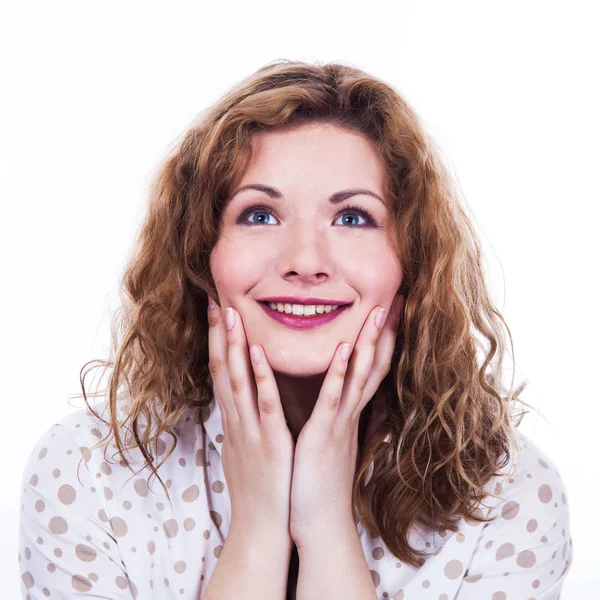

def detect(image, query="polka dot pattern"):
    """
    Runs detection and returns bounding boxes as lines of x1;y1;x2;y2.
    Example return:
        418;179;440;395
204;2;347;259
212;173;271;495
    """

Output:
18;395;573;599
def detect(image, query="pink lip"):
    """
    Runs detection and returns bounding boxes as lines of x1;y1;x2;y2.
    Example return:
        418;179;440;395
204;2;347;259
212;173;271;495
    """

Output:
258;301;351;329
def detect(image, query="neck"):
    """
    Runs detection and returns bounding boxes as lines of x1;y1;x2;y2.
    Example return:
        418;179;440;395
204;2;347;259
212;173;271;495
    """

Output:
276;367;381;455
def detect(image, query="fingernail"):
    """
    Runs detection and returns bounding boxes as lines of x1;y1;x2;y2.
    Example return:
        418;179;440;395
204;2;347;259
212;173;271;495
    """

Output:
341;343;351;361
250;345;262;364
375;307;386;329
225;307;235;330
208;296;217;309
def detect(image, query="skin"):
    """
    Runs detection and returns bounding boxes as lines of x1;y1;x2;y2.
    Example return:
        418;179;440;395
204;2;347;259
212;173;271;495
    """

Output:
210;122;403;444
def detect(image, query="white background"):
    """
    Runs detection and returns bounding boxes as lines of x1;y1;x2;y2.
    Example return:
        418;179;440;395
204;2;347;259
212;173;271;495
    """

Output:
1;0;597;596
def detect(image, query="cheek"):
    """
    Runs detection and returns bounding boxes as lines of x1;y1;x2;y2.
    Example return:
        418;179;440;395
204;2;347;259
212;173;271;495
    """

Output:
343;248;401;292
210;240;265;293
209;242;233;292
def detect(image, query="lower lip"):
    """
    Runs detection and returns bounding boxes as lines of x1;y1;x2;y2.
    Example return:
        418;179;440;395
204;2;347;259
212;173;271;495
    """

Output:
258;302;352;329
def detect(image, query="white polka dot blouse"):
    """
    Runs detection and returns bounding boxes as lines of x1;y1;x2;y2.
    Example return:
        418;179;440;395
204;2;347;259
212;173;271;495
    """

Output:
18;392;573;598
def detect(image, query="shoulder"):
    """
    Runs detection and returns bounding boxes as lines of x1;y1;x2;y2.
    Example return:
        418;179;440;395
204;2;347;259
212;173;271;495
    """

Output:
18;403;138;597
459;429;573;596
24;400;121;464
20;401;116;508
489;429;570;527
19;395;143;517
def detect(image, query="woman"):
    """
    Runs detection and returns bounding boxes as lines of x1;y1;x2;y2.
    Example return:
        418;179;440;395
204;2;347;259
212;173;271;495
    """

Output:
18;60;572;599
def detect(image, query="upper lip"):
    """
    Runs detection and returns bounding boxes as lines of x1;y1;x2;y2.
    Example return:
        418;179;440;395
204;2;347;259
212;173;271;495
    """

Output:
258;296;353;306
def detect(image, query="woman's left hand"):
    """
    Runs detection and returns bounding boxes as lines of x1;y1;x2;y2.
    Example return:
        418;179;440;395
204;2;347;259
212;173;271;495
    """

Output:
289;294;404;548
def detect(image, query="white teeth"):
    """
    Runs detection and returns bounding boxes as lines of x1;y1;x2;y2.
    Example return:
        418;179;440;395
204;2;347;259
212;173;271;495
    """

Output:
265;302;340;316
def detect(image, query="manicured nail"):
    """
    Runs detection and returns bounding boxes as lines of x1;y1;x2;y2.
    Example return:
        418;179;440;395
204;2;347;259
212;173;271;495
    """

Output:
225;307;235;330
341;343;351;361
250;345;262;364
375;307;386;330
208;296;217;309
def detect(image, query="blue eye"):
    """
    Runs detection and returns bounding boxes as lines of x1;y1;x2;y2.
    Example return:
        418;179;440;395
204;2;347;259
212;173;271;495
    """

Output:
237;204;381;228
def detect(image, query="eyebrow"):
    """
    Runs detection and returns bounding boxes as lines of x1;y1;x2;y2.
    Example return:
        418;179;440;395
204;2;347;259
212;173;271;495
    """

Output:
227;184;386;206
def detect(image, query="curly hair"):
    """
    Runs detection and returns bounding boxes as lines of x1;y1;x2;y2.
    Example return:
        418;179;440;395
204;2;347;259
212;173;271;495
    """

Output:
75;59;535;569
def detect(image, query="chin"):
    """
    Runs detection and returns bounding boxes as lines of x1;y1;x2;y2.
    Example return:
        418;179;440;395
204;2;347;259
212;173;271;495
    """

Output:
272;368;328;380
268;355;333;379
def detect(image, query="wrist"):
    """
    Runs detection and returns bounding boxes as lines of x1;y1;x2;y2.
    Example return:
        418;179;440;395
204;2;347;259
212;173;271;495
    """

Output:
228;523;293;550
292;516;359;552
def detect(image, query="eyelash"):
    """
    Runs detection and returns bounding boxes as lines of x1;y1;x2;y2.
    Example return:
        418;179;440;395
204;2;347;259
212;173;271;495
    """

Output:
236;203;381;228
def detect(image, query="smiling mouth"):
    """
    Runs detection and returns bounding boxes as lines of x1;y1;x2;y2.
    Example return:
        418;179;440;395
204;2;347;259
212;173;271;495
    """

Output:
257;300;352;315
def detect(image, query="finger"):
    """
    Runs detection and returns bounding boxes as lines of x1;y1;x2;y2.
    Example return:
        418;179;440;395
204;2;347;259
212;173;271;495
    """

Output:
339;305;387;423
310;340;353;429
248;343;289;432
223;306;262;435
352;296;404;421
346;296;404;420
370;294;403;378
207;299;236;427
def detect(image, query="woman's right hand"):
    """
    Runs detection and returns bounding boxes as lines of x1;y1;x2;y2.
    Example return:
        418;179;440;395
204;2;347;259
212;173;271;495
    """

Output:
207;298;295;538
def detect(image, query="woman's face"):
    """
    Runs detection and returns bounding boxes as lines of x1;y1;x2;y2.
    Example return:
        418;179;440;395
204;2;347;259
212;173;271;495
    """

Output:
210;122;403;376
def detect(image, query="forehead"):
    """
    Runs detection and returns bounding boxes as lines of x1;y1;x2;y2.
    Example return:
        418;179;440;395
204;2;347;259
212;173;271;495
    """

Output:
233;123;388;195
